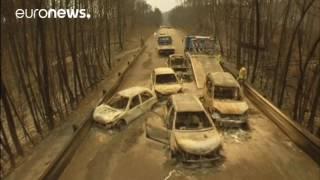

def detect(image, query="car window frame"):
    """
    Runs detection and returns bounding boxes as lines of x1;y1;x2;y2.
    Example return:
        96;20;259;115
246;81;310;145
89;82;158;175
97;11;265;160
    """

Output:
140;91;153;103
167;107;175;130
129;95;141;109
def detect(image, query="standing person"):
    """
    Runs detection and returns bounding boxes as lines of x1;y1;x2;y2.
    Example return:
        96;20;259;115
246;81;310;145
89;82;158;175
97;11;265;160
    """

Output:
238;66;247;87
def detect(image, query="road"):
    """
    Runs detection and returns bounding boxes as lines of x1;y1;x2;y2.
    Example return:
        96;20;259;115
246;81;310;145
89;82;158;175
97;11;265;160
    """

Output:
59;28;320;180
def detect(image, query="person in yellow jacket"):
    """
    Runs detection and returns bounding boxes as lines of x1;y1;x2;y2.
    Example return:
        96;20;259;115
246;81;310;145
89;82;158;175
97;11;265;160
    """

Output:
238;66;247;86
215;54;223;65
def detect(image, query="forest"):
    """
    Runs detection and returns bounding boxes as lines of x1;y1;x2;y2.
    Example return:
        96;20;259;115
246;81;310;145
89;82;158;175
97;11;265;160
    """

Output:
0;0;161;175
170;0;320;136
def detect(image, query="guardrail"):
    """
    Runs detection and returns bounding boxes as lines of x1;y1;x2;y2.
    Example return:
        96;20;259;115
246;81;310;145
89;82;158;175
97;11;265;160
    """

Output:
222;63;320;165
39;46;146;180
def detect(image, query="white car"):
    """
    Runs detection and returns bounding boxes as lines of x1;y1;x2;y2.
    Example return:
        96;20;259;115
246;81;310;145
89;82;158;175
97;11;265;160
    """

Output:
151;67;183;99
93;87;157;129
146;94;223;162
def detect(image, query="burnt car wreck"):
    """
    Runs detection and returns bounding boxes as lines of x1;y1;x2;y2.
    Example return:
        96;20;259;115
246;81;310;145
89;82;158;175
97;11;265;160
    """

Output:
203;72;249;128
146;94;223;163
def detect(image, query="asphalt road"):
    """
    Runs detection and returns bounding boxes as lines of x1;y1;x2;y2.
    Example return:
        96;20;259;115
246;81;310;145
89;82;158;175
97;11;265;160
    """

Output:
59;28;320;180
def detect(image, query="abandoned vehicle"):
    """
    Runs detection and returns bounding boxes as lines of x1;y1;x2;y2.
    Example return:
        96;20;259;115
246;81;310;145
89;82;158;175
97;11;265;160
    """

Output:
202;72;249;127
93;86;157;129
151;67;183;99
157;34;175;56
145;94;223;162
167;54;192;81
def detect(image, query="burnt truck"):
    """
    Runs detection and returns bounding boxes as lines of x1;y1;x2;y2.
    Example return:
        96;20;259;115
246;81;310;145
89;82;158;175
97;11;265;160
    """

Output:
157;34;175;56
184;36;223;89
184;35;249;128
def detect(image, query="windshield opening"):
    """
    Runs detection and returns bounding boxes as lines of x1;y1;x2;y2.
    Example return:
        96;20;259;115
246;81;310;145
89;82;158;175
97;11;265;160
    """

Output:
213;86;240;100
191;39;214;54
156;74;177;84
171;58;185;66
107;95;129;110
158;36;172;45
175;111;212;130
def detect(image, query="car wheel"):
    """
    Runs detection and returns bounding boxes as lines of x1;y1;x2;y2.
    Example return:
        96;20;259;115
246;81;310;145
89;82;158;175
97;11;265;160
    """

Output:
116;119;126;131
241;123;250;130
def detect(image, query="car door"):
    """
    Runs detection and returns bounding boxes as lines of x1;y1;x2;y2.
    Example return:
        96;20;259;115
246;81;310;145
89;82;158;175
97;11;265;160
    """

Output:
140;91;157;111
125;95;142;123
145;106;174;144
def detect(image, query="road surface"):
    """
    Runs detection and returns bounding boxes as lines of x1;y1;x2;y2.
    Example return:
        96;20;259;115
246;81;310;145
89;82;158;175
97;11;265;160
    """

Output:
59;28;320;180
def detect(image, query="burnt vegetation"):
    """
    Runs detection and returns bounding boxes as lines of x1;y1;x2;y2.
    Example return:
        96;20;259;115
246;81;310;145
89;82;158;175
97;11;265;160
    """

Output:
169;0;320;136
0;0;161;176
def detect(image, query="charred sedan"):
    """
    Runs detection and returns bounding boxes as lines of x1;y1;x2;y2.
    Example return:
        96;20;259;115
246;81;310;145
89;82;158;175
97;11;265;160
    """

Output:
167;54;192;81
151;67;183;100
146;94;223;162
93;87;157;129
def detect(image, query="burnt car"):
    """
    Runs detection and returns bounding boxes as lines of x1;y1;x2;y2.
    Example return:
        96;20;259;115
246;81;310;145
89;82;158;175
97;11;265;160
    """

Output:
151;67;183;100
157;34;175;56
93;86;157;129
146;94;223;162
167;54;192;81
202;72;249;127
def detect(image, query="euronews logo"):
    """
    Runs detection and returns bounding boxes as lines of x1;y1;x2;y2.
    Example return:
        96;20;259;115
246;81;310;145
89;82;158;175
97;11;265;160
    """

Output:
15;9;91;19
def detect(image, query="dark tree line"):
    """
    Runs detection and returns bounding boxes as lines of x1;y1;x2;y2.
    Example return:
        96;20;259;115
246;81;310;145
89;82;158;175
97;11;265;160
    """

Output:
0;0;161;176
169;0;320;136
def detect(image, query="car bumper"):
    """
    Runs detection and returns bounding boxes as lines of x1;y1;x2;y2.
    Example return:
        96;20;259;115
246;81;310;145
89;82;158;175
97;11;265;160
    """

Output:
158;49;175;55
94;120;116;128
177;149;221;163
215;118;247;127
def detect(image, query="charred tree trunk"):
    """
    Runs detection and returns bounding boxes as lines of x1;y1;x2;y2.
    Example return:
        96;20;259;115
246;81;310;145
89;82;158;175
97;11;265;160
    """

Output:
1;80;24;156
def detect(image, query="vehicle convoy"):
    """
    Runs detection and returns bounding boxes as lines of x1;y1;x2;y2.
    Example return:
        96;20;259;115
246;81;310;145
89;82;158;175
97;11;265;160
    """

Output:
167;54;192;81
145;94;223;162
202;72;249;127
157;34;175;56
184;35;224;88
151;67;183;99
93;87;157;129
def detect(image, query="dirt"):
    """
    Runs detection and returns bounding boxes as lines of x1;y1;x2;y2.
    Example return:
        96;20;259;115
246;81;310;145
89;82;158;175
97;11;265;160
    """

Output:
58;28;319;180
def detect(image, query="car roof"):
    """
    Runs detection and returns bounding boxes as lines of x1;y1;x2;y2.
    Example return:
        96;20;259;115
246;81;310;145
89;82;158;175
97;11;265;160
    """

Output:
118;86;150;97
171;94;203;112
193;35;211;39
154;67;175;75
158;34;171;38
169;54;184;58
207;72;240;87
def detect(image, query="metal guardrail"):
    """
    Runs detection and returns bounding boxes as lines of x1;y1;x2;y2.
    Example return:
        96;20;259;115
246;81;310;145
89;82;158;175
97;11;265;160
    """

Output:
223;63;320;165
39;46;146;180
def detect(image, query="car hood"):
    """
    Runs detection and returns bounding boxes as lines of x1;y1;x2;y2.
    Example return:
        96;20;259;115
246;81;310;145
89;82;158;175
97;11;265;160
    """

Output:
213;100;248;115
155;84;182;95
158;45;175;50
172;65;187;69
174;130;222;155
93;104;123;123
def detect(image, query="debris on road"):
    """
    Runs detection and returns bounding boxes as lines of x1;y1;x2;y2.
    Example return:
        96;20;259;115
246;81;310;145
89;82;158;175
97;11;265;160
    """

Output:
223;129;251;143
